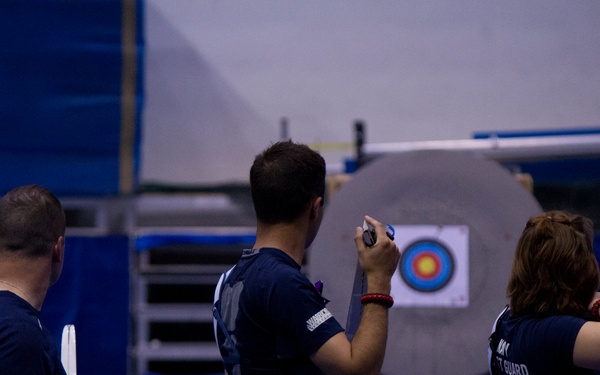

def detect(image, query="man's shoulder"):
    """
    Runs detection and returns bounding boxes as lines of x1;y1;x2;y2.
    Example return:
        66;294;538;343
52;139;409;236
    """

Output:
0;319;45;363
0;319;61;375
0;293;39;325
0;314;43;339
234;249;309;289
242;248;300;273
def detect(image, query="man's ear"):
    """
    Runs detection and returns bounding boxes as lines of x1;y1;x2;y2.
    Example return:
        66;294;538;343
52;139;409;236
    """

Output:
52;236;65;262
310;196;323;220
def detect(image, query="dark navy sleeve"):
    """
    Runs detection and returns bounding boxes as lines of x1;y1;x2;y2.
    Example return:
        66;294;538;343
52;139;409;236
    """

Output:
541;315;587;366
0;320;50;375
267;268;344;357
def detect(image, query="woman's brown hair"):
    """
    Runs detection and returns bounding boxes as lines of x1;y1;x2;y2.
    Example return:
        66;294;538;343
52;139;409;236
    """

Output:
507;210;599;317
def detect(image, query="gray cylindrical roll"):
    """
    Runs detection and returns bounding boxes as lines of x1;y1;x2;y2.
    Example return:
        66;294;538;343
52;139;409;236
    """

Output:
309;150;542;375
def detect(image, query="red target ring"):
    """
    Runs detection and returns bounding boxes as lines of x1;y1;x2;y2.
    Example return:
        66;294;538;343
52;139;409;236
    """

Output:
411;251;442;280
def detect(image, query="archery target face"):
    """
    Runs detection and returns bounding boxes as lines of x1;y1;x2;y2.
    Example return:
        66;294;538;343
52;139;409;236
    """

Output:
390;225;469;308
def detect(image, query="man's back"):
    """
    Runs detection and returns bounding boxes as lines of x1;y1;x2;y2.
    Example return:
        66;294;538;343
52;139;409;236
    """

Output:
214;247;343;374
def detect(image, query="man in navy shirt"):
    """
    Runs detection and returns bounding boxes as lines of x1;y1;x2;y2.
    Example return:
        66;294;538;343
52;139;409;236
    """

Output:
214;141;400;374
0;185;67;375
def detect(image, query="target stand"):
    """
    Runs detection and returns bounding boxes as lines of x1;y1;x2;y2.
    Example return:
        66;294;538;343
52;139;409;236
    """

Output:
309;150;542;375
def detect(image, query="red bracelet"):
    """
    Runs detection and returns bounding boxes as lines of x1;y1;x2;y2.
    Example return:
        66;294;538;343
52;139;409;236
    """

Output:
591;299;600;321
360;293;394;308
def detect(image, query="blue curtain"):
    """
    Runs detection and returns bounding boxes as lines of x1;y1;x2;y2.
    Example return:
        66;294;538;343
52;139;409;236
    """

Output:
41;235;130;375
0;0;143;196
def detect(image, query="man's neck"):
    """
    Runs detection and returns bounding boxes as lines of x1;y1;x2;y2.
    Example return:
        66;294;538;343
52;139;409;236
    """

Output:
253;221;308;266
0;256;50;310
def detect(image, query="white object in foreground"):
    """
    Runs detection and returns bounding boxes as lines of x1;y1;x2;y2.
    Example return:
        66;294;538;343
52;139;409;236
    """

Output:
61;324;77;375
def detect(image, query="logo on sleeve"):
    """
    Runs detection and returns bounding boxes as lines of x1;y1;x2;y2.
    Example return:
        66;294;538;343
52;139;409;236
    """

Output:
306;308;333;332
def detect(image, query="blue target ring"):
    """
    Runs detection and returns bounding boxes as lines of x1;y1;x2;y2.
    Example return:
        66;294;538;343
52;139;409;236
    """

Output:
400;239;454;292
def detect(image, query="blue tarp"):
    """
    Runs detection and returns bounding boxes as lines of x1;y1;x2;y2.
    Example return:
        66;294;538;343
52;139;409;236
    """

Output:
41;235;129;375
0;0;143;196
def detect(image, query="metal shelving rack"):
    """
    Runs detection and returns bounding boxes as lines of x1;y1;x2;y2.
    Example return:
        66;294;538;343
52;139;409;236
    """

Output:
130;193;256;375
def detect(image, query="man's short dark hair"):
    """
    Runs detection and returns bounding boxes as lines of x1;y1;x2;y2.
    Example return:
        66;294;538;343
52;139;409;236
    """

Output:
0;184;65;257
250;141;326;224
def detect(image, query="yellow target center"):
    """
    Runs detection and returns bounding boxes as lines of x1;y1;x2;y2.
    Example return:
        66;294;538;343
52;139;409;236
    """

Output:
417;256;437;277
